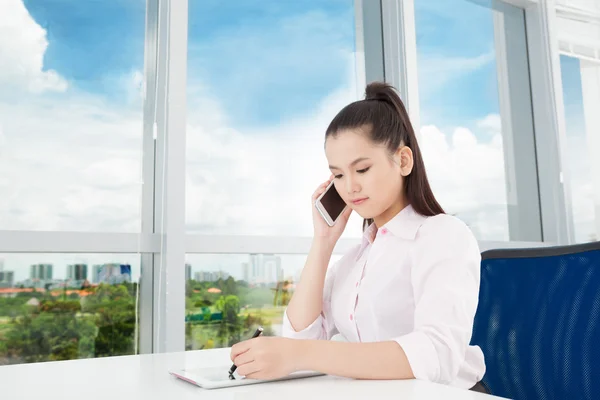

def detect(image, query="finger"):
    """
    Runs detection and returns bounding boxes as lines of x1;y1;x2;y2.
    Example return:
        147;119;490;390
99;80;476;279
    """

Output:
230;340;252;361
315;181;330;193
342;206;352;219
312;182;332;201
312;190;323;202
236;361;261;378
234;349;254;367
319;178;332;189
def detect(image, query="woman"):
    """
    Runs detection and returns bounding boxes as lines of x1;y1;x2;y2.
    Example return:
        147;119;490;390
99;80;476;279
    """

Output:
230;82;488;393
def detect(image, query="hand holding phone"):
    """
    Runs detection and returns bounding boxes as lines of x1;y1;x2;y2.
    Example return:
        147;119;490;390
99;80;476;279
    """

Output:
312;177;352;244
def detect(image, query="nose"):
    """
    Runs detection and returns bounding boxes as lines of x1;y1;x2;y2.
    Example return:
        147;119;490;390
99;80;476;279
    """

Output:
345;176;361;194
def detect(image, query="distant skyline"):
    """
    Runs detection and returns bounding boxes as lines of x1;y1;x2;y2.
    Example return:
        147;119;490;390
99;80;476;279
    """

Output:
0;252;333;284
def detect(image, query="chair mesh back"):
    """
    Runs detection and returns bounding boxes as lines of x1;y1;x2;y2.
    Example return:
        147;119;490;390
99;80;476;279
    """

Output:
470;243;600;400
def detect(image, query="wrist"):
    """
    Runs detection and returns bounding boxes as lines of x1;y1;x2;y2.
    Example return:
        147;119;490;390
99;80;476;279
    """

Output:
291;339;312;372
311;237;336;254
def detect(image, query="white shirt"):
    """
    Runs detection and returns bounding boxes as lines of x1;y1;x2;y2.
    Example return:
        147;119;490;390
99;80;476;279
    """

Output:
281;204;486;389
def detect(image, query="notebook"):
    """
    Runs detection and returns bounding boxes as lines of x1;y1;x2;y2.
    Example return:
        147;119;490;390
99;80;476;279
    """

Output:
170;366;324;389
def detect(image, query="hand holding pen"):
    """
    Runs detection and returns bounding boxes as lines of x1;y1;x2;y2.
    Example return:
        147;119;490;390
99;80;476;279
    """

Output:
228;326;264;380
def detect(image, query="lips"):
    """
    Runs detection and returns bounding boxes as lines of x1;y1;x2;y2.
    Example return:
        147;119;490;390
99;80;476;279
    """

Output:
351;198;368;205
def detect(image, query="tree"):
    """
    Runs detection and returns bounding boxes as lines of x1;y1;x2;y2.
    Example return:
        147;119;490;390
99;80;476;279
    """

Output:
4;300;97;364
0;297;29;317
1;283;139;364
215;295;241;346
223;276;238;296
83;284;137;357
185;280;194;298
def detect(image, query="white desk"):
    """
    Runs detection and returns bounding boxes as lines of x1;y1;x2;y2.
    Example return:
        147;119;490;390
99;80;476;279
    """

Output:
0;348;506;400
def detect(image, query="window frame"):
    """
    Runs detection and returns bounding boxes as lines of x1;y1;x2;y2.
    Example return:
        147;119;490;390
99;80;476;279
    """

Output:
0;0;571;357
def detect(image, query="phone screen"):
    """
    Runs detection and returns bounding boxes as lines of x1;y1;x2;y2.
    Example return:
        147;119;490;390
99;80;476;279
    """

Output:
321;183;346;221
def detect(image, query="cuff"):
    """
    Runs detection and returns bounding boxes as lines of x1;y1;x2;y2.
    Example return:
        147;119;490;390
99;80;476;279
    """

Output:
281;310;325;340
394;331;440;382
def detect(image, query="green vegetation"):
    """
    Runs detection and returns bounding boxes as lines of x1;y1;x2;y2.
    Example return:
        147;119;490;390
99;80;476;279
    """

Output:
0;277;290;365
183;277;288;349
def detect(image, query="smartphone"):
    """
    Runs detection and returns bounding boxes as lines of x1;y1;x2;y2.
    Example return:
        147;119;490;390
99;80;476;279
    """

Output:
315;180;347;227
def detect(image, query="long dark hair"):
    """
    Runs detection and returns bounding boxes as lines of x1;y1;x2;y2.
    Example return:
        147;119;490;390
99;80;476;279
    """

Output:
325;82;444;230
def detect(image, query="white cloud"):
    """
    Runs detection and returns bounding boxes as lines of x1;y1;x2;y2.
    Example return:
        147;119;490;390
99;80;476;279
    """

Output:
0;97;143;232
477;113;502;134
185;62;365;238
2;0;598;285
417;50;495;99
184;85;514;241
0;0;67;93
420;120;509;240
421;115;599;242
0;58;583;243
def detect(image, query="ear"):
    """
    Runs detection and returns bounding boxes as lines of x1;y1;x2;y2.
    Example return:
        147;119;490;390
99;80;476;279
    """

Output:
394;146;414;176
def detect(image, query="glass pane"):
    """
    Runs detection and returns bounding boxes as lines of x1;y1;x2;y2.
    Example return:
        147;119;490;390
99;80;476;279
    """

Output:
560;55;600;243
184;253;341;350
186;0;364;238
0;253;141;365
415;0;525;241
0;1;145;232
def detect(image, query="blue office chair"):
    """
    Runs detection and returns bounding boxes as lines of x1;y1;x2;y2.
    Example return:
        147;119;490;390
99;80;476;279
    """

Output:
470;242;600;400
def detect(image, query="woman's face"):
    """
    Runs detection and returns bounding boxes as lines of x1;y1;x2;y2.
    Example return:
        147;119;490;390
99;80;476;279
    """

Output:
325;129;407;225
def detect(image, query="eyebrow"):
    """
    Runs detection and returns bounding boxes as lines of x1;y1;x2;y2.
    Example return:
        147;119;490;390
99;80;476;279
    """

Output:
329;157;371;170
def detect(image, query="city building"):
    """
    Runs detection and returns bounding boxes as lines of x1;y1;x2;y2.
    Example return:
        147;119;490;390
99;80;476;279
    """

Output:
242;262;250;283
0;270;14;288
67;264;88;281
193;270;230;282
0;259;14;288
247;254;284;285
25;264;54;288
185;263;192;282
92;264;132;284
30;264;53;281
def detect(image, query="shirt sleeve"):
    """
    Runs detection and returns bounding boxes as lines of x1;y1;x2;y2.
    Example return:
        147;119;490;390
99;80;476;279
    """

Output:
280;256;342;341
393;217;481;384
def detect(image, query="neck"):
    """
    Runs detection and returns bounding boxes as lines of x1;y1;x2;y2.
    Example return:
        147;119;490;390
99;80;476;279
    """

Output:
373;198;409;228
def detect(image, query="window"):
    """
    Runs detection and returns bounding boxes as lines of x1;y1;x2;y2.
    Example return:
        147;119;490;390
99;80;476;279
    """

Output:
0;1;145;232
560;55;600;243
185;0;365;238
184;253;341;350
0;253;141;365
414;0;536;241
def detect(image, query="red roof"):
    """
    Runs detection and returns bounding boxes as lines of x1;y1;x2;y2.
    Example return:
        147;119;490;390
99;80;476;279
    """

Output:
0;288;46;294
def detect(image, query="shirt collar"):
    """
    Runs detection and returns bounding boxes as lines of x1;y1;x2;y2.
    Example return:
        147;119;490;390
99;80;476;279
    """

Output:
382;204;429;240
361;204;428;243
356;205;428;260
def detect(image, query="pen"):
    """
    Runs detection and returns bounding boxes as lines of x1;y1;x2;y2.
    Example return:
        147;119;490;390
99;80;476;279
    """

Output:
228;326;264;380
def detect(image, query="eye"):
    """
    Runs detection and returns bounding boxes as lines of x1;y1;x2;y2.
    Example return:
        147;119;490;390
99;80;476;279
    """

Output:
334;174;343;179
357;167;370;174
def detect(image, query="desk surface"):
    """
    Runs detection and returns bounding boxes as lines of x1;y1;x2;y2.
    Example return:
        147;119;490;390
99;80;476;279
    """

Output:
0;348;506;400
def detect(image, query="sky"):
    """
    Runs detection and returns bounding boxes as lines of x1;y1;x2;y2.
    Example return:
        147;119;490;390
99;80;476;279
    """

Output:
0;0;594;283
560;54;595;243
